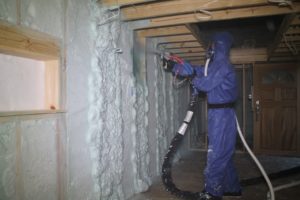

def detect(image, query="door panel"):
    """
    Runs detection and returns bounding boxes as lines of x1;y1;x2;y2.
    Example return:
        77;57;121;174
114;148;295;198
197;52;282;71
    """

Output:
253;63;299;155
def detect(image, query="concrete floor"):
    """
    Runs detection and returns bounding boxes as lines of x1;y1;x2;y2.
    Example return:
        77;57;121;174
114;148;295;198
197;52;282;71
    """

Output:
130;151;300;200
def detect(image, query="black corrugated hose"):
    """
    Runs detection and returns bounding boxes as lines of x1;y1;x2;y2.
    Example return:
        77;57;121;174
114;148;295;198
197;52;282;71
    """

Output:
161;88;200;200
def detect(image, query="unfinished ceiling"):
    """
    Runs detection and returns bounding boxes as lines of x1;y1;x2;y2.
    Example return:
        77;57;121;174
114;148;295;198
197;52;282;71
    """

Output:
102;0;300;64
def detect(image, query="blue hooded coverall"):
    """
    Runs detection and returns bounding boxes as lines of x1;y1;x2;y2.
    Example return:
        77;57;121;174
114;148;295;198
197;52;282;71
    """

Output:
173;32;241;197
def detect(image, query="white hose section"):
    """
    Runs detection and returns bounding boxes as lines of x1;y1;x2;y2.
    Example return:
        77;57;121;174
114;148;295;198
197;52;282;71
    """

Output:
204;58;210;77
235;116;275;200
271;180;300;193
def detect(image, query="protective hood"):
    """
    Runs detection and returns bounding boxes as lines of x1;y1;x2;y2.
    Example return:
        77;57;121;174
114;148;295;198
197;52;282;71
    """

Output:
211;32;233;60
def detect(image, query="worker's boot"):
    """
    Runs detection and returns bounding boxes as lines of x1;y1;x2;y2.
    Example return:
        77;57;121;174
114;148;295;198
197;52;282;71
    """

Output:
198;191;222;200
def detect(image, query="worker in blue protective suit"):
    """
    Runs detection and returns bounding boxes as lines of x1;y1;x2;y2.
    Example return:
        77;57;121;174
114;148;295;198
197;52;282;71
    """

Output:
172;32;241;200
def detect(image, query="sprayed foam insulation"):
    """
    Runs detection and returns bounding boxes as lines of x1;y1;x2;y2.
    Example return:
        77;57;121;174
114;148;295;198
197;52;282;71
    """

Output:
21;0;64;38
21;119;57;200
0;0;65;199
0;0;17;23
0;118;61;200
147;38;191;174
0;121;17;199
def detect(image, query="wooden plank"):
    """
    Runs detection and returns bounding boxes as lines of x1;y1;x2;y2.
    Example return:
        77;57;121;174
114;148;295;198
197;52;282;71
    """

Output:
158;34;197;43
145;4;300;28
159;41;202;49
101;0;161;7
136;25;191;37
45;60;60;110
0;21;60;60
121;0;270;21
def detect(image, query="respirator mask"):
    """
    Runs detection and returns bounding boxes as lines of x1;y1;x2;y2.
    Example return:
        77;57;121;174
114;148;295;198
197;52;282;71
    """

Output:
204;43;214;77
206;43;215;61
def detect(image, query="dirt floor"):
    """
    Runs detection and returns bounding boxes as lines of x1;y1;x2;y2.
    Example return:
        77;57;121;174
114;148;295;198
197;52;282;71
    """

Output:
130;151;300;200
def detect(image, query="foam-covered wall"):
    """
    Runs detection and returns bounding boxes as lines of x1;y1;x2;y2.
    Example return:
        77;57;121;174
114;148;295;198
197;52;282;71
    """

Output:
0;0;191;200
147;38;190;177
67;1;190;199
0;0;65;199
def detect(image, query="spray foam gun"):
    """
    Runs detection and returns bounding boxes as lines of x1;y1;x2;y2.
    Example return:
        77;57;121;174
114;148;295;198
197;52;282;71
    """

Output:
158;52;195;88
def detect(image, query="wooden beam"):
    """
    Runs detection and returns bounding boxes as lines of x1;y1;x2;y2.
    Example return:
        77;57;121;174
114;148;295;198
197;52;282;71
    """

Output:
121;0;270;21
190;48;268;64
169;47;205;54
136;25;191;37
0;21;60;60
101;0;160;7
158;34;197;43
159;41;202;49
145;4;300;28
231;48;268;63
268;14;297;59
186;24;206;47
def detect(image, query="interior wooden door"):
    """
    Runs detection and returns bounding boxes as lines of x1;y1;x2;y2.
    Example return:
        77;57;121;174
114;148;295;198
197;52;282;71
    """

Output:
253;63;299;156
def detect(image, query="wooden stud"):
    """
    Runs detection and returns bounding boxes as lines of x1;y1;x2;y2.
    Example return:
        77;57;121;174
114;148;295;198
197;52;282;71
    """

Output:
45;60;60;111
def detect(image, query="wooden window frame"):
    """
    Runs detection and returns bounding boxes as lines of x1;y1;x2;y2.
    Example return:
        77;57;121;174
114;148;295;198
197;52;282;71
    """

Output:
0;21;65;116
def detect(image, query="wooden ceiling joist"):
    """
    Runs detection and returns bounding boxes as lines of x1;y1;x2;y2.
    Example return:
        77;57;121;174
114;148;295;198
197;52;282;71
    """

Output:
101;0;161;7
121;0;271;21
158;34;197;43
168;47;205;54
144;4;300;28
176;52;205;58
159;41;202;49
136;25;191;37
189;48;268;64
